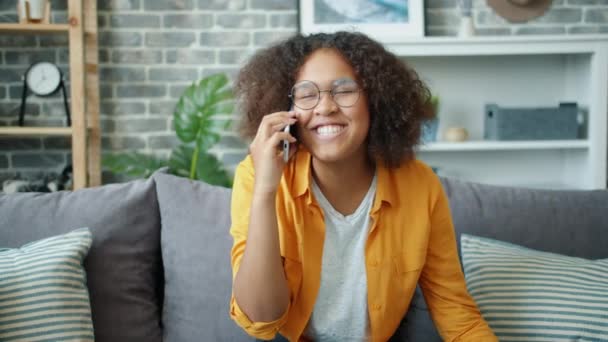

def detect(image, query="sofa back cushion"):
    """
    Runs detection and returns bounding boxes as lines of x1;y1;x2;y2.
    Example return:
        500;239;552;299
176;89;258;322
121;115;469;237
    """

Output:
153;172;252;342
0;178;163;342
442;177;608;259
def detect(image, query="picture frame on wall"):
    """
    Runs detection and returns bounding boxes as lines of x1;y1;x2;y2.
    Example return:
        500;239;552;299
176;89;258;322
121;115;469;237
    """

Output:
299;0;425;43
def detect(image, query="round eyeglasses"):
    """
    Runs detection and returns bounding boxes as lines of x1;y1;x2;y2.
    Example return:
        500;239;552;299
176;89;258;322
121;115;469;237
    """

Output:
288;80;361;110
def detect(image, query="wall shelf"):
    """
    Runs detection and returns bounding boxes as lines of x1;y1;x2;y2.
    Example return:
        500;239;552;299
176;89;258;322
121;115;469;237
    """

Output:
0;23;70;34
418;140;590;152
388;36;608;190
0;127;72;137
386;34;608;56
0;0;101;189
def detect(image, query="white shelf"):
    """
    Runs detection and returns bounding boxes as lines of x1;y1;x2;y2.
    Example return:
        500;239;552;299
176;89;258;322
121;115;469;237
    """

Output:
386;35;608;56
390;34;608;44
418;140;590;152
389;36;608;190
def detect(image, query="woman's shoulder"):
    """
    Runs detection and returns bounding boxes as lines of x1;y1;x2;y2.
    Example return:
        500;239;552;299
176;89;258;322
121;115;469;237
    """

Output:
392;158;439;184
384;158;444;200
236;154;254;168
234;154;255;177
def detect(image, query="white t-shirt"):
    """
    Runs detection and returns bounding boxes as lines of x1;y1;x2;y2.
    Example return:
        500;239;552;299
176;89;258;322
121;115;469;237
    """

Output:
304;174;377;341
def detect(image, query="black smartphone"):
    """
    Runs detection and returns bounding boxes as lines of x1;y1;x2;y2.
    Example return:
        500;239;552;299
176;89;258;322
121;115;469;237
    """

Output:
283;103;295;162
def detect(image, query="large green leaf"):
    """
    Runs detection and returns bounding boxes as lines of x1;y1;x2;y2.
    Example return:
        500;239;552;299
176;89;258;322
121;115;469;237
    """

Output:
102;152;167;178
167;144;193;179
173;73;234;150
101;73;235;186
195;151;232;188
168;144;232;187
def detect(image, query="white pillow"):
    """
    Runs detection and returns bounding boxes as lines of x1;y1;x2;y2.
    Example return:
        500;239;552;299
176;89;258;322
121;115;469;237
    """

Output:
0;228;94;341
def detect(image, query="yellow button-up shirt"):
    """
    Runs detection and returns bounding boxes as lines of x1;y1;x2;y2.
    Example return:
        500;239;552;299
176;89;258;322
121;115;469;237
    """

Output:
229;149;497;341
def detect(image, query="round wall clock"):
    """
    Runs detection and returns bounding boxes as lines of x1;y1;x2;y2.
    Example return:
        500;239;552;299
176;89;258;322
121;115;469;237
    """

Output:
19;61;71;126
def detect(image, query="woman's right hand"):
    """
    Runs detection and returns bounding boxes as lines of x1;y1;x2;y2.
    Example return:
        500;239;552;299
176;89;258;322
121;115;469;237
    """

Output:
249;111;298;195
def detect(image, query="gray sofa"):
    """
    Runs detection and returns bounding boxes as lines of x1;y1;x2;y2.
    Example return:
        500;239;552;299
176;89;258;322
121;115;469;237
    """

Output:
1;170;606;342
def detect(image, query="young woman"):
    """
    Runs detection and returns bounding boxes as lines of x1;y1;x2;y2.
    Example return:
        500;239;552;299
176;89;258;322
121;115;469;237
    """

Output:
229;32;497;342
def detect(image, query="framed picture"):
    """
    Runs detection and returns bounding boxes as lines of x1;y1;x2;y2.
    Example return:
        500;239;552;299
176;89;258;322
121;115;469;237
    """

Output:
299;0;425;43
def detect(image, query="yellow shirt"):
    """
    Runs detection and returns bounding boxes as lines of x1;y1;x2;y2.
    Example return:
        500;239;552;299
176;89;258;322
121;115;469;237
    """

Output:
229;149;497;342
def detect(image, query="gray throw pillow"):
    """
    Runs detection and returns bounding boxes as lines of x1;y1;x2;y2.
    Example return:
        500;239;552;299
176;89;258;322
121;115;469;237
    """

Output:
0;178;163;342
153;172;252;342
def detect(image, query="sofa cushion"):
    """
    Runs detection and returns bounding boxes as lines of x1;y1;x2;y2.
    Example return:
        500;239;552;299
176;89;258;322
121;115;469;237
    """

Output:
441;177;608;259
0;228;94;341
462;234;608;341
0;178;163;342
153;172;252;342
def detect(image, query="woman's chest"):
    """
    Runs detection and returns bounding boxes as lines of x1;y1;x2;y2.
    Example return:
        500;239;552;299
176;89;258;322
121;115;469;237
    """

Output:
286;202;431;268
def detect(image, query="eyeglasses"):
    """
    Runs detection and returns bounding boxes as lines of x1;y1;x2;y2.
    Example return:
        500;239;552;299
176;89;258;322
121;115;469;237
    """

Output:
288;79;362;110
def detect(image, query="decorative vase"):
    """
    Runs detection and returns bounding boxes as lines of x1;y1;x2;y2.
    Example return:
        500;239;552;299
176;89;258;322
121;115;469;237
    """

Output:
444;127;469;142
18;0;50;23
421;118;439;143
458;15;476;37
457;0;475;37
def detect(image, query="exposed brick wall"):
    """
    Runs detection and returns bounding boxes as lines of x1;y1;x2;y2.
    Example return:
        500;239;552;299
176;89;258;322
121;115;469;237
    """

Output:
0;0;606;183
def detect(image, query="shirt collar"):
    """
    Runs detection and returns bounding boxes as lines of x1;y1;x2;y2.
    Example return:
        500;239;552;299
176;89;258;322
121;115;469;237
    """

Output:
293;149;312;199
292;149;396;211
371;159;396;213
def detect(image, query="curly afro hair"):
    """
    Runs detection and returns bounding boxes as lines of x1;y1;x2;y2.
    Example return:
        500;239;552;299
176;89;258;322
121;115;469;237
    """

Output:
235;31;434;168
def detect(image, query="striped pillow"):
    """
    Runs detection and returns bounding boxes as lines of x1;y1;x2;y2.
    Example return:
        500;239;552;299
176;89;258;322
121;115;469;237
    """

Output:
0;228;94;342
461;234;608;342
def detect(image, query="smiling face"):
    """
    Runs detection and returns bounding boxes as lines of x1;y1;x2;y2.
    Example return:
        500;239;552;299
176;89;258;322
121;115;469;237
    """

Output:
293;48;370;165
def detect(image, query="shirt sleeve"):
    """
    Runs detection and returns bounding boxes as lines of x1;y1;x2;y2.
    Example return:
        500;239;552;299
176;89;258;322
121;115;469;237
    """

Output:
418;175;498;342
228;157;290;340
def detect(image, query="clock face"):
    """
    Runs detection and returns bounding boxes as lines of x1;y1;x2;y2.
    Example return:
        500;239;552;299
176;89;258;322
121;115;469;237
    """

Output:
25;62;61;96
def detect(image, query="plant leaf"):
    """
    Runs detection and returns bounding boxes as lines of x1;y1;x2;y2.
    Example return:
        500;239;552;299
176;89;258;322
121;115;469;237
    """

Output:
173;90;199;143
168;144;232;187
167;144;193;178
193;74;229;108
104;73;235;186
102;152;167;178
195;151;233;188
173;73;234;147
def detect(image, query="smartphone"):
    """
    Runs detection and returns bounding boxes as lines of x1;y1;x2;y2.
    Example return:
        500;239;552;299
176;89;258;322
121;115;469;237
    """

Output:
283;103;295;162
282;124;291;162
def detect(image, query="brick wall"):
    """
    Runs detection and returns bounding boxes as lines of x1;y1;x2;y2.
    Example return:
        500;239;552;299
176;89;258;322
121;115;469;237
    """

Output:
0;0;607;184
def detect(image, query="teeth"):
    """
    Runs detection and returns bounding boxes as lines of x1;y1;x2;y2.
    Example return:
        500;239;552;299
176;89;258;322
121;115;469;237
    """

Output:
316;125;344;135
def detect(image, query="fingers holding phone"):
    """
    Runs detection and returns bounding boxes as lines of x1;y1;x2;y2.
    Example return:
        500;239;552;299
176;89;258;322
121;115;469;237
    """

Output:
282;104;298;163
249;110;297;193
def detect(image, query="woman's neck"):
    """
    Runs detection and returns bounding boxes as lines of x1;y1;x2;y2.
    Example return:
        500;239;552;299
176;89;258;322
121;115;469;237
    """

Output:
311;152;375;216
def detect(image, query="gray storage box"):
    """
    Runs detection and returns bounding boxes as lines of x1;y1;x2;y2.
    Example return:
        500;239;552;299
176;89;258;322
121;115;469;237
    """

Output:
484;102;579;140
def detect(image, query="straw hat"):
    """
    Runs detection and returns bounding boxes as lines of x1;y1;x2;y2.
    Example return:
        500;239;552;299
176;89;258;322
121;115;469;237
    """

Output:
486;0;553;23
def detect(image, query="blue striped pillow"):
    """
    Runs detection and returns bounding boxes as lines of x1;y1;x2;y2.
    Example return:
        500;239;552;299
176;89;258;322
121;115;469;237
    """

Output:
0;228;94;341
461;234;608;342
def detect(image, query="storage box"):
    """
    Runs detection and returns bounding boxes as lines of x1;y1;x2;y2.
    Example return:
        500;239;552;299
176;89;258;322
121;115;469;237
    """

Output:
484;103;579;140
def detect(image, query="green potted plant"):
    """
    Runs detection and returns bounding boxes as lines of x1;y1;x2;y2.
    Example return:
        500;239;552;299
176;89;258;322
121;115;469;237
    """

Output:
103;73;234;187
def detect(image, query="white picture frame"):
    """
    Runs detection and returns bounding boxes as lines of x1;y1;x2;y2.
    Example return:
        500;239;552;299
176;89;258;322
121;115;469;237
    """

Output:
299;0;425;43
